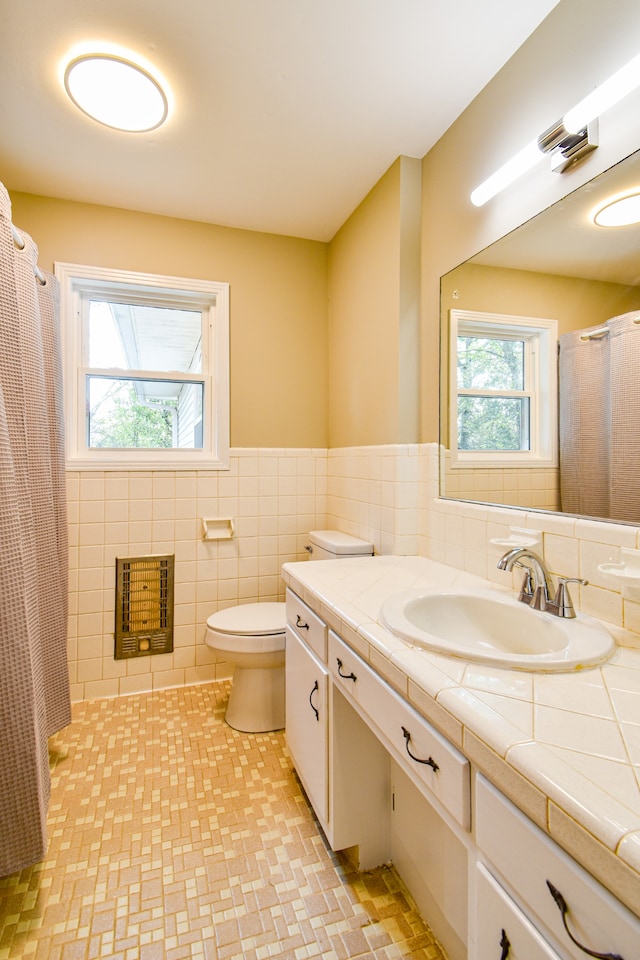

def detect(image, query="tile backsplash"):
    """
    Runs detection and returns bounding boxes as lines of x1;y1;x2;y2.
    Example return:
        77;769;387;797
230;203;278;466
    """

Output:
67;442;640;702
420;444;640;647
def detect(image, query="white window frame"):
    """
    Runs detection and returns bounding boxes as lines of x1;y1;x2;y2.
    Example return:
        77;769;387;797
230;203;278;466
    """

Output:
55;262;229;471
449;309;557;468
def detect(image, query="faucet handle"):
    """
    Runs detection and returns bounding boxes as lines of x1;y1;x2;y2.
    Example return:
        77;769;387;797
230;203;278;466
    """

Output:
551;577;588;618
514;564;535;603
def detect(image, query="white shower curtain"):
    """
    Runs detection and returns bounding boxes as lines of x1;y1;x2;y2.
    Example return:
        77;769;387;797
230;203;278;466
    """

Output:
559;310;640;523
0;182;70;876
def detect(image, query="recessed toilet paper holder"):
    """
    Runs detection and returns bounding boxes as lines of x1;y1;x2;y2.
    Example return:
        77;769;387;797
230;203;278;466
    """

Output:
201;517;235;541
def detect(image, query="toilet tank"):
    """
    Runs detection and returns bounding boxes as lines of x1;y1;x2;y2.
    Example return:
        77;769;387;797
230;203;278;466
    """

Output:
306;529;374;560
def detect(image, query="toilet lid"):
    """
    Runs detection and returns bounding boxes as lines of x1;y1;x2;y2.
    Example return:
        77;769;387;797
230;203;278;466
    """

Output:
207;602;286;636
308;529;374;555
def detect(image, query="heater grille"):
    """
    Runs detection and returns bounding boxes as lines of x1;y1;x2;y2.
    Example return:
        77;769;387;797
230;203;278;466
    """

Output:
115;554;174;659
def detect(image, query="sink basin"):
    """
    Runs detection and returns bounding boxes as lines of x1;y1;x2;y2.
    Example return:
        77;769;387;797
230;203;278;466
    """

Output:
380;588;615;672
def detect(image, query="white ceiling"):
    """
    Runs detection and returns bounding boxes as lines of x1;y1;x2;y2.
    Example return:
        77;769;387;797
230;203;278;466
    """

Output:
1;0;560;241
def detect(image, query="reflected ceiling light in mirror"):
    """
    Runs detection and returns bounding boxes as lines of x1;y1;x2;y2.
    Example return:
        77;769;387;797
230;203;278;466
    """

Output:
592;190;640;227
64;53;169;132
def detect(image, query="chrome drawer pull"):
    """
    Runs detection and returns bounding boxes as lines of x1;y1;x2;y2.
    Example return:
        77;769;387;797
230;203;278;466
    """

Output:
546;881;624;960
309;680;319;721
499;928;511;960
336;658;357;682
401;726;439;772
296;614;309;630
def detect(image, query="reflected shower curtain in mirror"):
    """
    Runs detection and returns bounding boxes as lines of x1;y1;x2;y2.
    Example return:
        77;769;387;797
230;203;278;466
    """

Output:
0;183;70;876
559;311;640;523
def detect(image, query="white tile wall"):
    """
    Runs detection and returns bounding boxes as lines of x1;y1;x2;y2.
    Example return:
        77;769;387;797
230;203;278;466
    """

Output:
66;448;328;702
67;441;640;703
326;445;420;555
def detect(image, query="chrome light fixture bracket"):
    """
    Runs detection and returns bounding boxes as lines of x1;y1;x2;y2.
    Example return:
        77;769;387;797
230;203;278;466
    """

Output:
537;118;599;173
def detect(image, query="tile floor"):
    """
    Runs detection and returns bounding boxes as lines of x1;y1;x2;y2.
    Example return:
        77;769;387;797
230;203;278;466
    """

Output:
0;683;446;960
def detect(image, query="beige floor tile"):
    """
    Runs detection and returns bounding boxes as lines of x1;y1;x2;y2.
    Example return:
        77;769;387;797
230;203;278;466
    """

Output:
0;683;446;960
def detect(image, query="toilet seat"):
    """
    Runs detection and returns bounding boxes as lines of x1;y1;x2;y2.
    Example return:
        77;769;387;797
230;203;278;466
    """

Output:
205;602;286;656
206;601;285;636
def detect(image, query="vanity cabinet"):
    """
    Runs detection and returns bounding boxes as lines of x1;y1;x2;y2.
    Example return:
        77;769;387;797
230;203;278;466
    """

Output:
475;776;640;960
286;588;470;959
284;586;640;960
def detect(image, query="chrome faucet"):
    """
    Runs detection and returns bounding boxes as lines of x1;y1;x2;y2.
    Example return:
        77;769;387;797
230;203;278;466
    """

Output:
497;547;587;618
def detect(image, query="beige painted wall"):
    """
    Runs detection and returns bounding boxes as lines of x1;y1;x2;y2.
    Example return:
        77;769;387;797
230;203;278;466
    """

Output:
11;0;640;456
441;263;640;336
421;0;640;444
10;191;329;448
327;156;421;447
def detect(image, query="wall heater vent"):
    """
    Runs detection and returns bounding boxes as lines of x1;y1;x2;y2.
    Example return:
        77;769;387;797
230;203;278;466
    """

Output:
115;554;174;660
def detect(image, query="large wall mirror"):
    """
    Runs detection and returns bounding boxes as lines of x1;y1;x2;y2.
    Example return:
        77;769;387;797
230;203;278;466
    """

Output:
440;147;640;524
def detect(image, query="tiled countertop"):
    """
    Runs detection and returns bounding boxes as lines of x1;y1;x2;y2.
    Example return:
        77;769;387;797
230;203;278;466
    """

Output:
281;554;640;919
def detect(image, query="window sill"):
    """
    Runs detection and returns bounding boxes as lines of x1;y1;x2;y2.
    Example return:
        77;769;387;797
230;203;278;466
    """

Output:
449;455;558;469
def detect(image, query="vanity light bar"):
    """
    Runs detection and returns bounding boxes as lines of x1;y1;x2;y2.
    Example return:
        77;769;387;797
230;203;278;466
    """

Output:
564;51;640;133
471;51;640;207
470;140;542;207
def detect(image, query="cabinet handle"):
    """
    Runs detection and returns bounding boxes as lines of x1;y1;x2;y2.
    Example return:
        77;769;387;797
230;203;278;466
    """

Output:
309;680;319;721
336;658;357;682
545;881;624;960
296;614;309;630
499;928;511;960
401;726;439;772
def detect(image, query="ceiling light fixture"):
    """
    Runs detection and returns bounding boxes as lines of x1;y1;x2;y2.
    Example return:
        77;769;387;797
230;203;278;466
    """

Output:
471;50;640;207
592;190;640;227
64;53;169;132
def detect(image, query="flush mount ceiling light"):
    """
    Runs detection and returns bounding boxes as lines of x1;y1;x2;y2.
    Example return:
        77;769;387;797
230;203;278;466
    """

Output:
64;53;168;132
471;49;640;207
592;190;640;227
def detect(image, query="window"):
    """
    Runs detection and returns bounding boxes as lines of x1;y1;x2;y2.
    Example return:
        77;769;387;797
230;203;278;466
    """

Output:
56;263;229;470
449;310;557;467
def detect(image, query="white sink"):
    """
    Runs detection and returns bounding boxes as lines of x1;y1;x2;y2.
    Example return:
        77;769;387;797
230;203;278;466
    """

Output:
380;588;615;672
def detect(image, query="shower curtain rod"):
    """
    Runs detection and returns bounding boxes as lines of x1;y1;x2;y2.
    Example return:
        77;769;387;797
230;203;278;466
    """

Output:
11;224;47;285
580;317;640;341
580;326;609;340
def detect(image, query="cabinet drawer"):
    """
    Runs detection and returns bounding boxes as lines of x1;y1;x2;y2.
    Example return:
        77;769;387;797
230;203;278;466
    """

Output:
476;775;640;960
475;863;562;960
286;588;327;661
328;630;470;829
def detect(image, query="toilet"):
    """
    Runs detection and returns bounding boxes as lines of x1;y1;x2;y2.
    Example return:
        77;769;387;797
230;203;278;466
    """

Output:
205;529;374;732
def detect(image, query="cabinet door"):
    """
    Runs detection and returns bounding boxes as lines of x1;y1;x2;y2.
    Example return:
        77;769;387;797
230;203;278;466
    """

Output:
475;864;562;960
285;625;329;825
